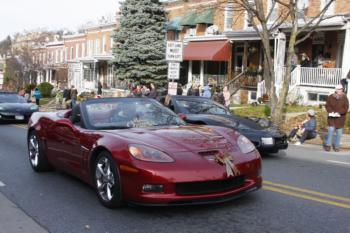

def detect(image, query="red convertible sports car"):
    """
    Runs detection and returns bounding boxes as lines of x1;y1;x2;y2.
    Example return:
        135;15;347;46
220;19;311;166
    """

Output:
27;98;262;208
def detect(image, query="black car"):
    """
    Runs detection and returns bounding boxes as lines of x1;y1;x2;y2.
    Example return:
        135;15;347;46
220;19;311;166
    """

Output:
163;95;288;154
0;92;39;122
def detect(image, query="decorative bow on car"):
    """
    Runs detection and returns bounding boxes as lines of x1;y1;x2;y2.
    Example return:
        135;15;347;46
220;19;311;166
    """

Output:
215;152;240;178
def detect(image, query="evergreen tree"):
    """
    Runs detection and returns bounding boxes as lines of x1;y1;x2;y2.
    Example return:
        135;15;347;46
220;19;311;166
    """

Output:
112;0;167;86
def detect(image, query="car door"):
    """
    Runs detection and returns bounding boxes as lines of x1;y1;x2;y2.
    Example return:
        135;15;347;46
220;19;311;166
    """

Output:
47;118;83;176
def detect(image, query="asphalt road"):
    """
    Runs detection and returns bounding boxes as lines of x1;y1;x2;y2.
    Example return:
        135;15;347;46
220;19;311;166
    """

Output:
0;123;349;233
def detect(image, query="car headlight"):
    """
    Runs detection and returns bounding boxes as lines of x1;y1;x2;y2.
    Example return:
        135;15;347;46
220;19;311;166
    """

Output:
237;135;255;154
129;144;174;163
30;105;38;110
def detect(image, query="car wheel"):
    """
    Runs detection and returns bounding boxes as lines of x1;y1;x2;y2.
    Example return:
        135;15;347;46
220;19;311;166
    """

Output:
94;151;123;208
27;131;52;172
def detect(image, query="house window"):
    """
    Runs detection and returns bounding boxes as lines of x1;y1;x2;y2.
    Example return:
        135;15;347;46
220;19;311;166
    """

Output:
55;50;58;64
186;27;196;37
224;4;233;31
95;39;100;55
268;0;279;23
65;48;68;61
321;0;335;15
43;53;46;64
308;93;318;101
102;35;106;53
82;43;85;57
60;49;64;63
70;47;74;60
308;92;328;102
76;44;80;58
245;0;255;28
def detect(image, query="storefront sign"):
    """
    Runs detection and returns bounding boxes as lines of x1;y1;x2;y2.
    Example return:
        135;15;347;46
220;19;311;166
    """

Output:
168;82;178;96
166;41;183;62
167;62;180;80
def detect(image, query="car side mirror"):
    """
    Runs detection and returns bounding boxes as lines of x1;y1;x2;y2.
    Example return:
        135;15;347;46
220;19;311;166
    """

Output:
178;113;187;121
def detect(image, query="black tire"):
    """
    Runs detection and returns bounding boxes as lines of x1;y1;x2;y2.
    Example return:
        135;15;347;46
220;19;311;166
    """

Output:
27;130;53;172
94;151;123;208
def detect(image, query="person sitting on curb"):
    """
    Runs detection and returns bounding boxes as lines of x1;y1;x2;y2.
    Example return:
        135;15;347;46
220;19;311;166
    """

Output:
288;109;317;145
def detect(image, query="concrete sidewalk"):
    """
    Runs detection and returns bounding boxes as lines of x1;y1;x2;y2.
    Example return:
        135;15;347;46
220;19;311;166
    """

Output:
304;132;350;150
0;192;48;233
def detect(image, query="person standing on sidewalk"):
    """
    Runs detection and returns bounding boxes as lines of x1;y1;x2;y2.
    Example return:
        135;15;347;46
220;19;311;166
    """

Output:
324;85;349;152
32;88;41;106
97;81;103;96
70;85;78;108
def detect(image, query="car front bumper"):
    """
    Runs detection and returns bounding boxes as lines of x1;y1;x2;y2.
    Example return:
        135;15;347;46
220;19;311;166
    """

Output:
0;111;36;121
119;157;262;206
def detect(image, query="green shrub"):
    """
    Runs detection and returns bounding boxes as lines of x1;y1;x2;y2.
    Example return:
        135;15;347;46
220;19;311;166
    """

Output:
263;105;271;117
37;82;54;98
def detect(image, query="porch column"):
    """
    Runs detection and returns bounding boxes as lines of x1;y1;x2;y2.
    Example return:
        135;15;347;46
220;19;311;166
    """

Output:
227;42;233;80
188;61;193;85
243;42;248;71
49;69;52;83
342;21;350;80
342;21;350;102
200;61;204;86
45;70;49;83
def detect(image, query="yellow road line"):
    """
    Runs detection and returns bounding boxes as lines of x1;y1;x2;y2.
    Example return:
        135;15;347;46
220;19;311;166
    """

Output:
263;185;350;209
264;180;350;204
12;124;27;129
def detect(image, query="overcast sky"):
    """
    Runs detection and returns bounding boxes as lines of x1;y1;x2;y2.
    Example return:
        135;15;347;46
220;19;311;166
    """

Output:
0;0;120;40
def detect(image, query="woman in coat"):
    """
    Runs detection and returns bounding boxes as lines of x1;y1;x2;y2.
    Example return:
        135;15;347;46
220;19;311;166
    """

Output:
324;85;349;152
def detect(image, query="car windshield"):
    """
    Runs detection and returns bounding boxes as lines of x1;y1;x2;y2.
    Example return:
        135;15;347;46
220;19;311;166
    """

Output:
0;94;26;103
175;99;230;115
85;98;185;129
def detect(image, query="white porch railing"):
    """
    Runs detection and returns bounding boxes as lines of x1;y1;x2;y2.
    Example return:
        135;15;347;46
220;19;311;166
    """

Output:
299;67;342;87
279;66;342;88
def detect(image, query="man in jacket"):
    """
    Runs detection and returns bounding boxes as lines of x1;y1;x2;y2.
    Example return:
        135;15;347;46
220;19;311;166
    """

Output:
324;85;349;152
70;85;78;108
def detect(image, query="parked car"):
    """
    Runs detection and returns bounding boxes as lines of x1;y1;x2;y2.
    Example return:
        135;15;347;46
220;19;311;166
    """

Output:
162;95;288;154
0;92;39;122
27;97;262;208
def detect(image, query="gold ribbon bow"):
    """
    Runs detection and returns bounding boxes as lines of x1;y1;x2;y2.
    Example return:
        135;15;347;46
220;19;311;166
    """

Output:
215;153;240;178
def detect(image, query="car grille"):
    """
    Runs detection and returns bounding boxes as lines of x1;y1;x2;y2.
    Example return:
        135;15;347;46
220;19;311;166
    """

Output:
175;176;245;195
275;136;287;145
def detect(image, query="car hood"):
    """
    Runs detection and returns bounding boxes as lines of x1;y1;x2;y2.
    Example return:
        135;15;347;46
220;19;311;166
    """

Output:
186;114;285;139
105;125;238;153
0;103;36;110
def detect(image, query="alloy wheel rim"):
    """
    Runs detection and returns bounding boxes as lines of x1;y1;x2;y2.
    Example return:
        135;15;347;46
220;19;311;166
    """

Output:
95;157;115;202
29;135;39;167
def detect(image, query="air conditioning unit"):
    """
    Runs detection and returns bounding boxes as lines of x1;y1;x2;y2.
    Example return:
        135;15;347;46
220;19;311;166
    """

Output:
205;25;219;35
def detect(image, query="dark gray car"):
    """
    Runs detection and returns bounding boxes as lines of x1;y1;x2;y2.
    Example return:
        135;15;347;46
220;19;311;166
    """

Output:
0;92;39;122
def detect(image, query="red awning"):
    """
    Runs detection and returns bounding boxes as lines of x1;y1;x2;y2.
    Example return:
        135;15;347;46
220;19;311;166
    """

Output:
183;41;230;61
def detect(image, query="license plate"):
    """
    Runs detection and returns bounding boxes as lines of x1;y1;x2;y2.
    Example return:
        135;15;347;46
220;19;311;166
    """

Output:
15;115;24;120
262;137;274;145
